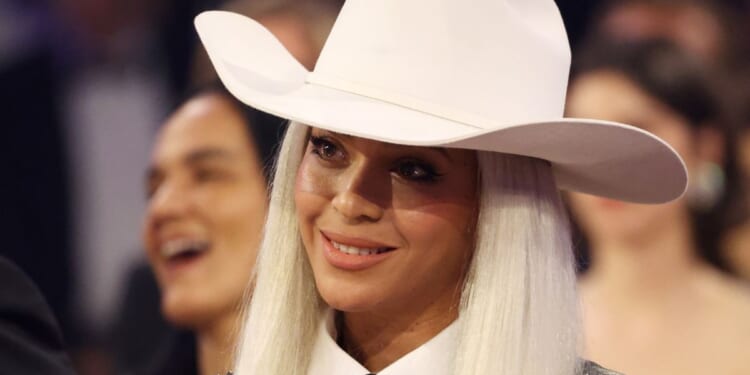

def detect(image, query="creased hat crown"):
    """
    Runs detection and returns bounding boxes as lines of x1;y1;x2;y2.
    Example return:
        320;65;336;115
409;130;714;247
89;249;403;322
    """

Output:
309;0;572;129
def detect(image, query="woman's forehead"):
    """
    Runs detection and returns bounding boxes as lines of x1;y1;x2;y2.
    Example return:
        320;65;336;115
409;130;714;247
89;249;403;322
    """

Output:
309;127;475;162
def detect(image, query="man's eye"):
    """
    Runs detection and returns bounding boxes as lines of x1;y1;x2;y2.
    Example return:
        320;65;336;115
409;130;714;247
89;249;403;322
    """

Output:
394;160;442;183
310;136;345;160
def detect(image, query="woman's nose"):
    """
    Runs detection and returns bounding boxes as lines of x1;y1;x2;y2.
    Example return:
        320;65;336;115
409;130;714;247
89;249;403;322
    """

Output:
332;190;384;223
147;179;192;226
331;163;386;223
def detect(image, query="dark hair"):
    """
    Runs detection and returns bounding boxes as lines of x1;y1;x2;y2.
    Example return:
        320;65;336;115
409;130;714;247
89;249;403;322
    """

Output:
570;38;745;272
175;81;288;183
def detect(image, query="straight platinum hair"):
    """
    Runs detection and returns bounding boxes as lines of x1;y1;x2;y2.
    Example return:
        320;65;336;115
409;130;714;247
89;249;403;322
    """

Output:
234;122;581;374
454;152;580;374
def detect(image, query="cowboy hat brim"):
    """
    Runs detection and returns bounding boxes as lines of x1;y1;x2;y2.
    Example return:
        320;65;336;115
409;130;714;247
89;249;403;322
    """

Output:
195;11;687;204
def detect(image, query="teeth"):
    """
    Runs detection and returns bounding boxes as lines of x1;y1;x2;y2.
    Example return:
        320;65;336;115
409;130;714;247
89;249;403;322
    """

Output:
160;238;209;258
331;240;389;256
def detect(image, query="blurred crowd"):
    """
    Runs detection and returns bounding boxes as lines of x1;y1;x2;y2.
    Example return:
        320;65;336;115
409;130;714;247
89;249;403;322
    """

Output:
1;0;750;374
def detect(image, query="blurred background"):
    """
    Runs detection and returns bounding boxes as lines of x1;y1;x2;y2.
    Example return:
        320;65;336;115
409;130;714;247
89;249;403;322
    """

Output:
1;0;749;374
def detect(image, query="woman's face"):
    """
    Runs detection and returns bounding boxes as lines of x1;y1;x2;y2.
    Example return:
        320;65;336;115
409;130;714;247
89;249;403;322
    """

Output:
566;70;697;243
143;94;267;328
295;128;478;316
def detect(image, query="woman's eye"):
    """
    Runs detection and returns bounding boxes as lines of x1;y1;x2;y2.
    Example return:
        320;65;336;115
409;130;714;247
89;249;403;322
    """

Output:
394;160;442;182
194;168;226;182
145;181;159;199
310;136;345;161
145;172;163;199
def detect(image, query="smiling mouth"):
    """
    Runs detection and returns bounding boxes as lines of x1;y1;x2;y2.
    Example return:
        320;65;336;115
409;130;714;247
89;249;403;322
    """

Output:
329;240;393;256
160;238;210;262
320;231;396;270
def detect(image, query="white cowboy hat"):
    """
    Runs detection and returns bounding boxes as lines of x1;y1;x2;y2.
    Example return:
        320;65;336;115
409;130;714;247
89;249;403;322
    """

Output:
194;0;687;203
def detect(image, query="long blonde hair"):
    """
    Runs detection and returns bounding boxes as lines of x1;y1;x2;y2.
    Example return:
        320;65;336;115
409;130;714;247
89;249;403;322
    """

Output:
234;122;580;374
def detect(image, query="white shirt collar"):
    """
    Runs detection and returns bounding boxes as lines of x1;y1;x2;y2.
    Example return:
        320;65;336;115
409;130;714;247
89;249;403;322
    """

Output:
307;309;458;375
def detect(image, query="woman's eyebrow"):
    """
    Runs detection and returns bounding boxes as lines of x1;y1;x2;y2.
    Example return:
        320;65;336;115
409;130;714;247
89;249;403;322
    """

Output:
184;148;235;164
144;148;236;185
427;146;453;162
315;129;351;139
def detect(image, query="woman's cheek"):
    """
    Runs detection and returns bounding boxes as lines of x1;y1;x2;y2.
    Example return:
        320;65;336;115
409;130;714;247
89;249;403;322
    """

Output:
392;186;477;236
294;156;337;241
393;205;468;245
295;155;337;196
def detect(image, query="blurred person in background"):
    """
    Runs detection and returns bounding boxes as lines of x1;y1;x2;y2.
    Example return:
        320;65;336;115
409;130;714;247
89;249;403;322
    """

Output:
190;0;342;88
111;2;340;374
56;0;179;350
140;86;285;375
721;69;750;281
566;39;750;375
584;0;750;283
589;0;748;68
0;1;176;373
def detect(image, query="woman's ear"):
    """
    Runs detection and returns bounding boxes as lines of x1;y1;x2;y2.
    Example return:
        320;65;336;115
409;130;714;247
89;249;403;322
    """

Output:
694;125;725;165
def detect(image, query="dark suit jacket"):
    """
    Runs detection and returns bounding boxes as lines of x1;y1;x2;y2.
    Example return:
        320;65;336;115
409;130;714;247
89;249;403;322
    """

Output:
0;256;76;374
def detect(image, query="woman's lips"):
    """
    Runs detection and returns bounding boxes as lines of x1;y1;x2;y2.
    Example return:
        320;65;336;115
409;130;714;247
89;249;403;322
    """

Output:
320;231;396;271
159;238;210;259
156;237;212;279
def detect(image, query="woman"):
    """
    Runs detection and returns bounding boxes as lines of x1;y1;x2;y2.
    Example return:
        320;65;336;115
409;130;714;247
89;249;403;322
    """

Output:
567;39;750;374
195;1;686;374
142;86;284;375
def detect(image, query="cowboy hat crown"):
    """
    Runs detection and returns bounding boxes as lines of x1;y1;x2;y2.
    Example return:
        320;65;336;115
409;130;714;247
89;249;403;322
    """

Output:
310;0;571;128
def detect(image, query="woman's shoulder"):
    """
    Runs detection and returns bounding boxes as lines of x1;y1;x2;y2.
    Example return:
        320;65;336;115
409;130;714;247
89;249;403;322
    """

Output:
579;360;623;375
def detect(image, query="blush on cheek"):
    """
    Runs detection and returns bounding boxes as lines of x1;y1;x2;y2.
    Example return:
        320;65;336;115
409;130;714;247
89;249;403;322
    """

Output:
294;159;331;241
396;205;475;246
398;199;477;235
295;155;337;197
295;163;318;194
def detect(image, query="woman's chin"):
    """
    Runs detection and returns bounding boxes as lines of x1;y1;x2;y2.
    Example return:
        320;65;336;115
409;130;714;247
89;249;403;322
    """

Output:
161;294;222;329
315;268;430;316
319;288;387;314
